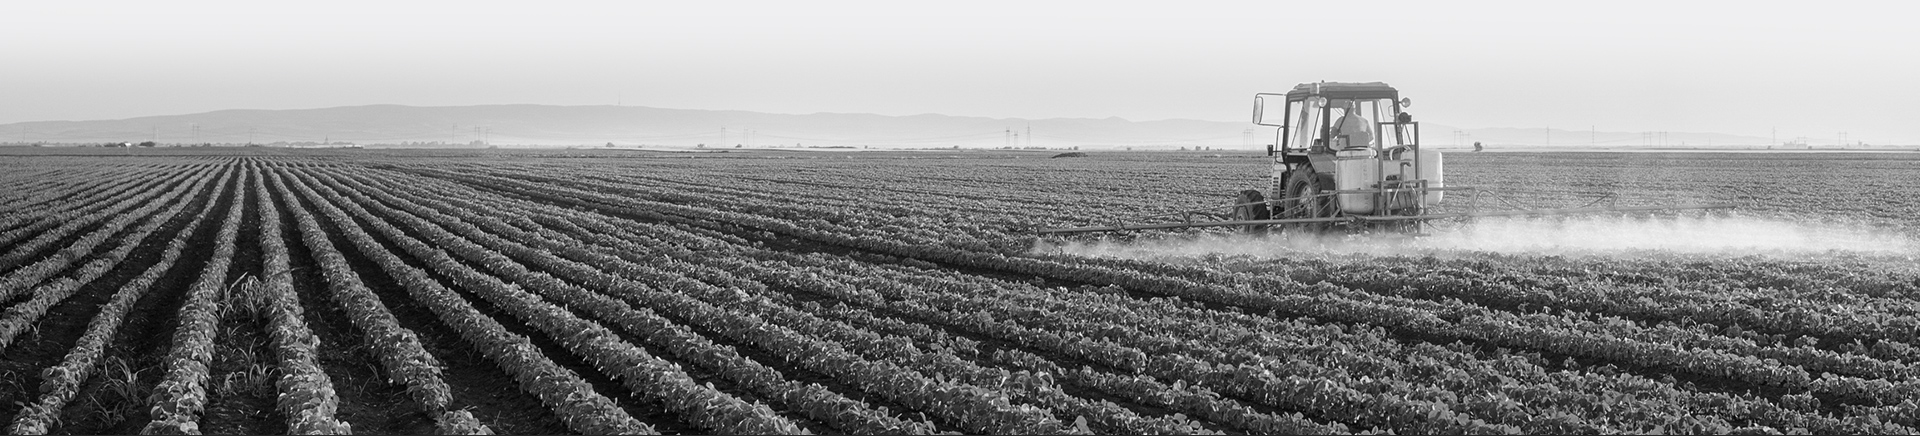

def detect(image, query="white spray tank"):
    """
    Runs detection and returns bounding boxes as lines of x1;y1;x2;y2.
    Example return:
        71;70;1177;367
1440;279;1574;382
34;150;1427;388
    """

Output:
1334;147;1379;214
1383;146;1445;206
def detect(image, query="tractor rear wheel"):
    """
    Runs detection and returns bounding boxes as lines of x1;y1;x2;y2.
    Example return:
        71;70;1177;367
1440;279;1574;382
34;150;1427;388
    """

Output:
1282;168;1334;234
1230;189;1270;234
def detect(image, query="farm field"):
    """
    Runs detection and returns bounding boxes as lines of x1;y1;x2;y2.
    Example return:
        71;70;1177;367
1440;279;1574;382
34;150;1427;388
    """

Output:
1;147;1918;434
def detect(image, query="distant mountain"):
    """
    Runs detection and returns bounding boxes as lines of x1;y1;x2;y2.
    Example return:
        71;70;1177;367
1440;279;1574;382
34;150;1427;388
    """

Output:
0;105;1265;149
0;104;1783;149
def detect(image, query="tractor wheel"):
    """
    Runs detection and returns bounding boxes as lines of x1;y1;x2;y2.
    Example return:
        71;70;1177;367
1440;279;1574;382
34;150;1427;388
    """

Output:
1230;189;1270;234
1281;168;1329;234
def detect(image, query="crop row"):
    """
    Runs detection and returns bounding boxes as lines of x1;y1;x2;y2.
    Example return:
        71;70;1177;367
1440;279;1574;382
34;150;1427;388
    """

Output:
286;166;806;434
360;163;1697;432
304;166;944;434
0;164;208;271
11;153;1909;434
386;160;1912;433
264;164;489;434
319;164;1131;434
249;163;352;434
275;162;656;434
0;163;187;237
143;165;248;434
9;161;236;435
0;163;224;349
496;163;1920;394
0;165;215;300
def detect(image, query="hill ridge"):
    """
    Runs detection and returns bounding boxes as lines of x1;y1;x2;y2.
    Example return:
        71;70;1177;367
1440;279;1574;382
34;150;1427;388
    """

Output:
0;104;1780;148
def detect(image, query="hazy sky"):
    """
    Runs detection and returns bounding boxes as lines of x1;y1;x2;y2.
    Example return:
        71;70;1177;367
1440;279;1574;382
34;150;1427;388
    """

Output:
5;1;1917;144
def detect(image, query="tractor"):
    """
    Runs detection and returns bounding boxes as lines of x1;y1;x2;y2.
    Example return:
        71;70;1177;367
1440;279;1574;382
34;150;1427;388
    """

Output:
1039;81;1733;236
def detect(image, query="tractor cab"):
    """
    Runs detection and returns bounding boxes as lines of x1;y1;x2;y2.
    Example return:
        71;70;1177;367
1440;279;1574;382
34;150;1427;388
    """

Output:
1256;82;1414;154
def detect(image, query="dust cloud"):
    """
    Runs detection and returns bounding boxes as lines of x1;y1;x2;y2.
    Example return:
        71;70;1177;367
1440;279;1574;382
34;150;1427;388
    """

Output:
1033;215;1916;260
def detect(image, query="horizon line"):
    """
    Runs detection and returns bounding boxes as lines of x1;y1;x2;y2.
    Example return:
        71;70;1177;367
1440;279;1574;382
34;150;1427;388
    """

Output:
0;103;1842;143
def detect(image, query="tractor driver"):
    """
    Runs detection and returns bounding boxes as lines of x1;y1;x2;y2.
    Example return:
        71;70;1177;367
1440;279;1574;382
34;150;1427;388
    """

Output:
1333;101;1373;149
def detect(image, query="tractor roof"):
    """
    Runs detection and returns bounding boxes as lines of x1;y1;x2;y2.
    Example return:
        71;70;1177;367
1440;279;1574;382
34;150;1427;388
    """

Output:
1286;82;1399;101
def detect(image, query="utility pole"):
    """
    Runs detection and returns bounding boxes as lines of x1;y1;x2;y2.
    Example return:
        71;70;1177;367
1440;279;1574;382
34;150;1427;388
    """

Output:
249;127;256;145
1026;124;1032;148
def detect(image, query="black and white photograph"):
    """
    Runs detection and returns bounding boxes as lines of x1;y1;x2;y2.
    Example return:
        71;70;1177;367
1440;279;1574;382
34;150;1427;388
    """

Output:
1;1;1917;434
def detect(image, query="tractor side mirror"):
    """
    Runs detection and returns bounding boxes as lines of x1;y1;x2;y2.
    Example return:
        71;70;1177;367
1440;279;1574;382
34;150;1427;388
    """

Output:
1252;94;1286;126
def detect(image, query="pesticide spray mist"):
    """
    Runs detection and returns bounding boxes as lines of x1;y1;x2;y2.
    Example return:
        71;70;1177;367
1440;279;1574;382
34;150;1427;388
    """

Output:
1034;215;1917;260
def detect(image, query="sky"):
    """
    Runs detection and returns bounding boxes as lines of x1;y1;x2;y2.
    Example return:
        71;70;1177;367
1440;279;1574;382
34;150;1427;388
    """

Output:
4;1;1917;145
